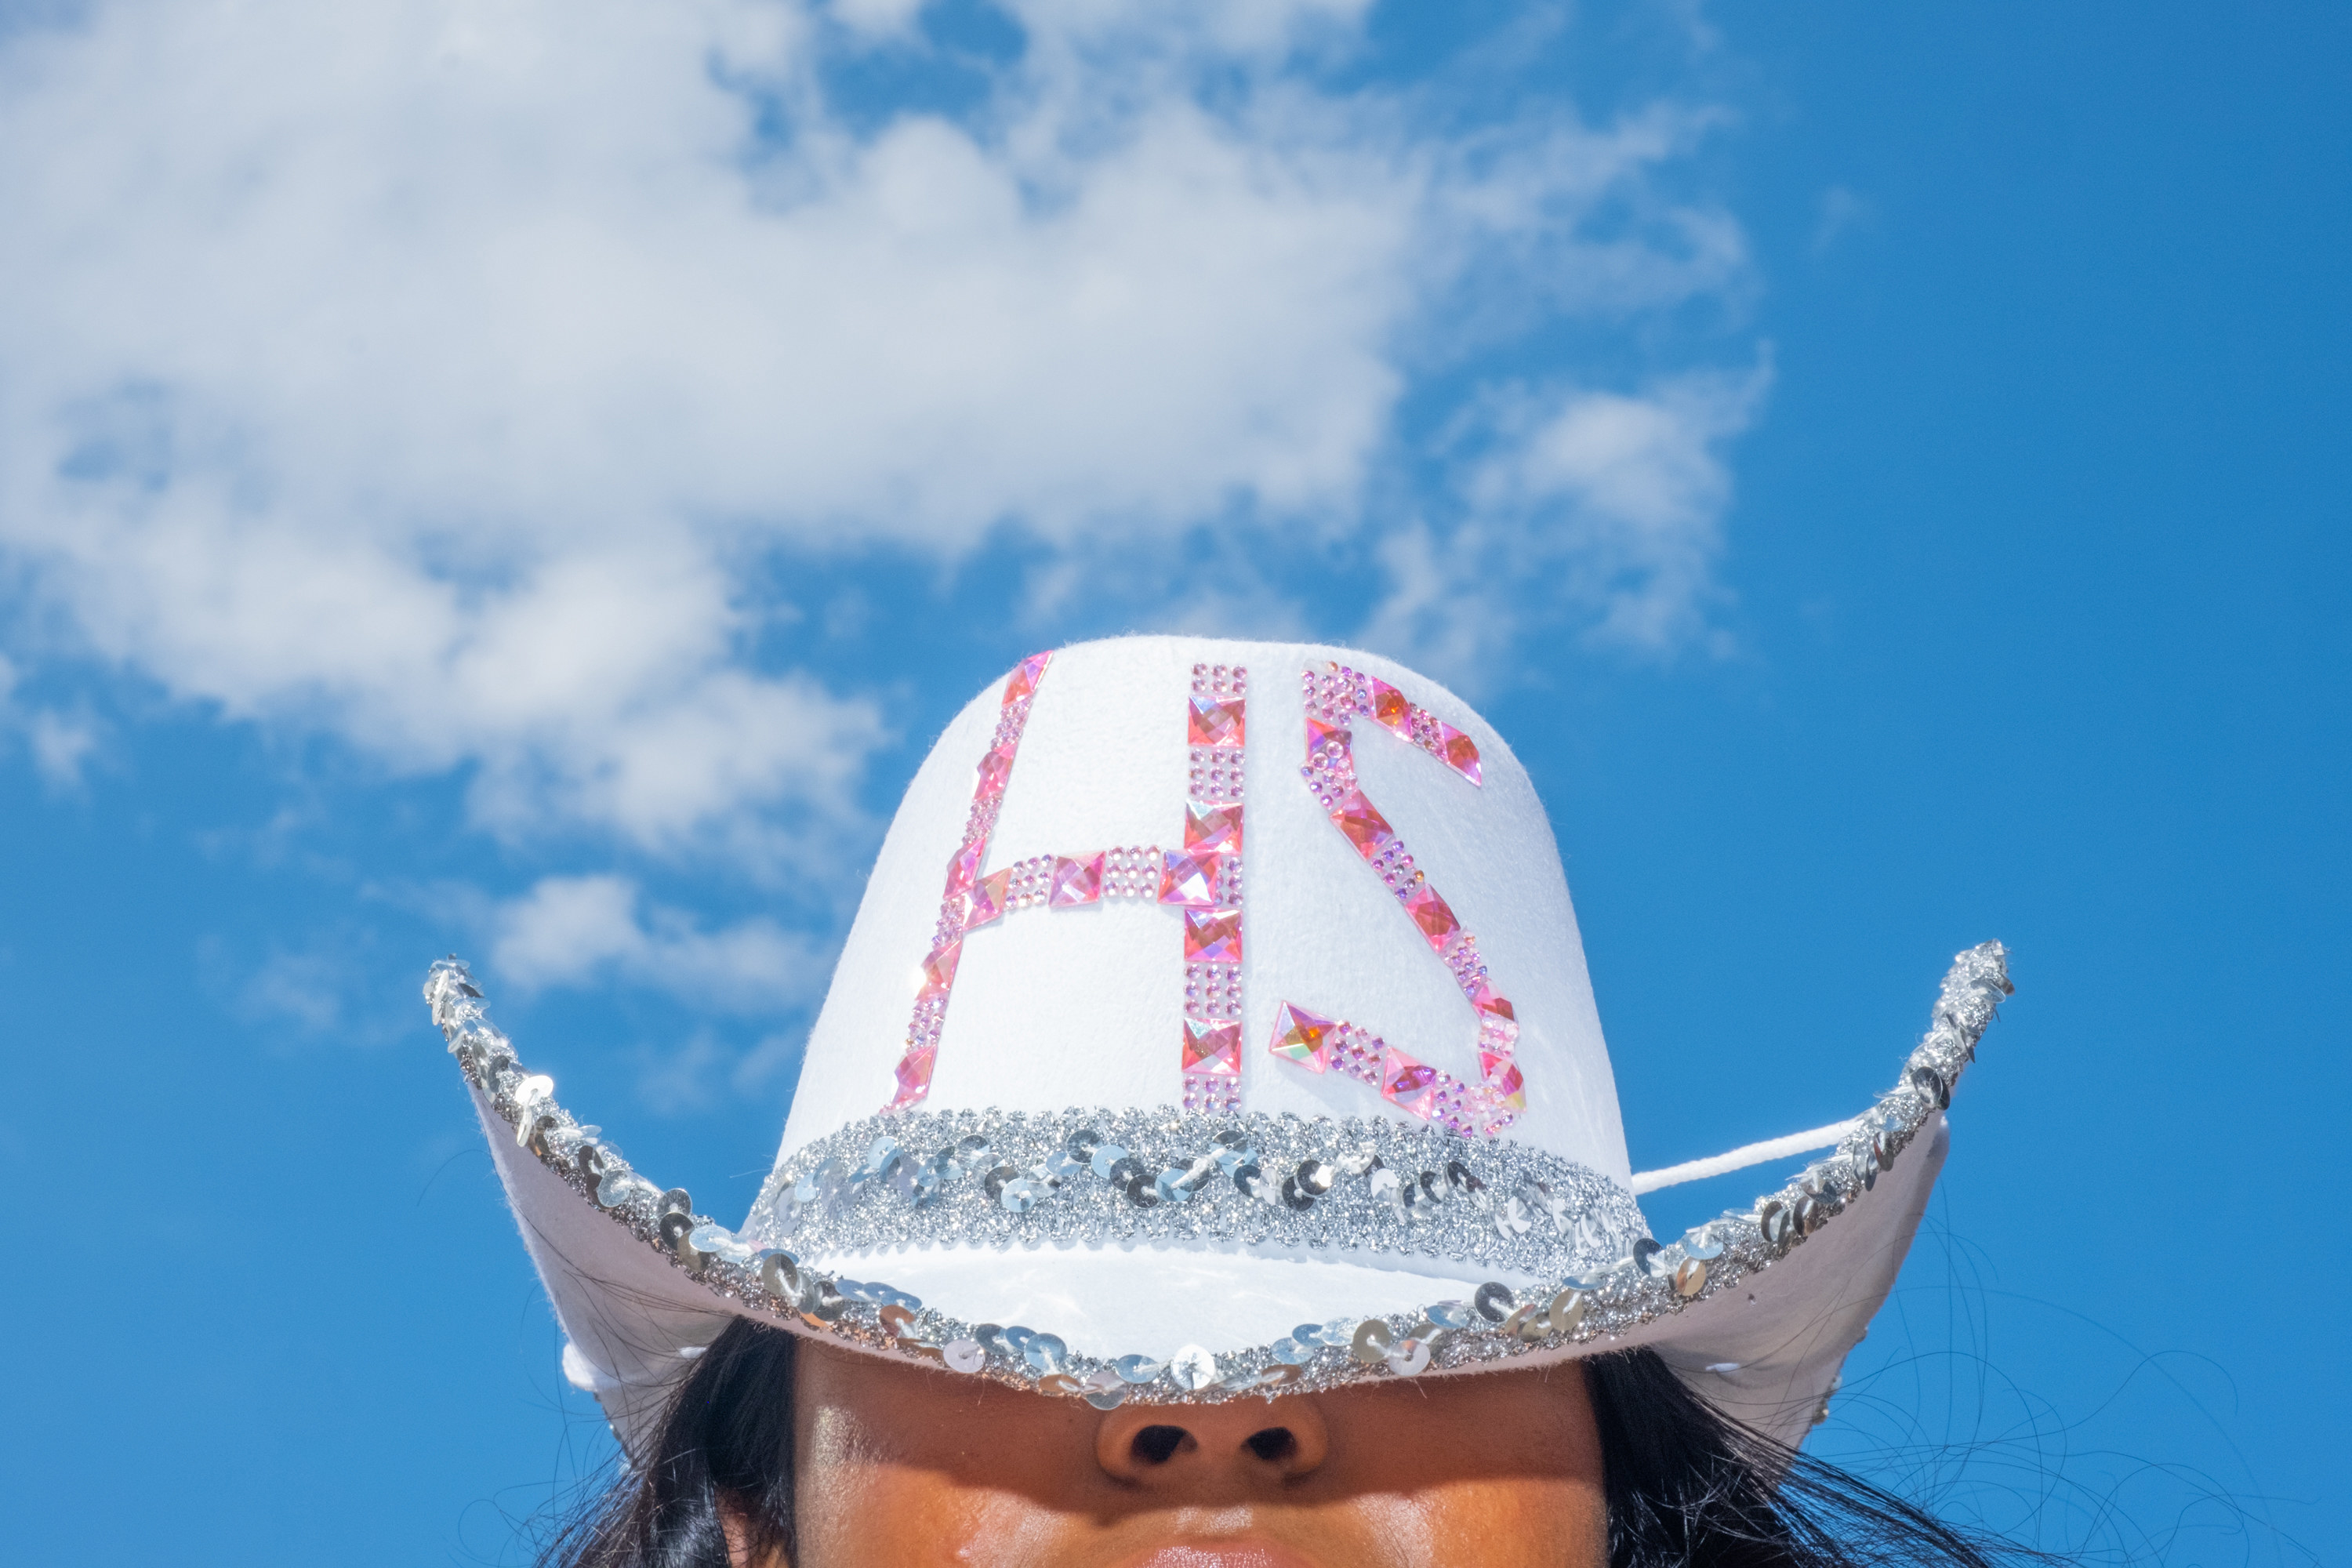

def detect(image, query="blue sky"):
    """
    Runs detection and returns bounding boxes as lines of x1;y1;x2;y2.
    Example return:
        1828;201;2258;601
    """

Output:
1;2;2344;1563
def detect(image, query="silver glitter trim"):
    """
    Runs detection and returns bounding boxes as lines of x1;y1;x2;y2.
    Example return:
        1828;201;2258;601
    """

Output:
423;941;2009;1406
746;1109;1643;1279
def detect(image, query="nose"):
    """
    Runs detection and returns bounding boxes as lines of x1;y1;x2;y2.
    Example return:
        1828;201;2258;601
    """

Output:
1095;1392;1330;1490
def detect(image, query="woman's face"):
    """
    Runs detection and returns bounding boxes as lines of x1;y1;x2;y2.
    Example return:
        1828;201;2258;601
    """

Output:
775;1338;1608;1568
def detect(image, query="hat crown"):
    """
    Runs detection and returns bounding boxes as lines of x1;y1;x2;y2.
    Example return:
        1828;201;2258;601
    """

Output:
777;636;1629;1185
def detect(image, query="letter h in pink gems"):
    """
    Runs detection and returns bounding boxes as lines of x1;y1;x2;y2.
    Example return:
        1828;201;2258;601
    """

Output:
884;652;1053;1112
1269;663;1523;1138
881;652;1254;1116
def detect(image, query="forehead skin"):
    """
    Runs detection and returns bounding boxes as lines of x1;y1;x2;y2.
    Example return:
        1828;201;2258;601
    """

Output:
779;1339;1606;1568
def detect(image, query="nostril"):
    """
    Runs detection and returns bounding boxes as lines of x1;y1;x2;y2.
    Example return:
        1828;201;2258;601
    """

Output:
1131;1425;1191;1465
1244;1427;1297;1464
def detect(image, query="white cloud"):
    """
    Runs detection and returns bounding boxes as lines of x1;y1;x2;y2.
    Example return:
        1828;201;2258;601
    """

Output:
0;0;1752;847
1364;363;1769;681
488;873;834;1011
0;654;106;788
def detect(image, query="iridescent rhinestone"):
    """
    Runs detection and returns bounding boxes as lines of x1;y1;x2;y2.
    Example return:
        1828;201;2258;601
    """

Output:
1047;853;1104;907
1333;794;1395;857
1187;697;1244;747
1402;884;1460;945
973;742;1016;799
964;869;1011;928
1380;1050;1439;1118
1180;1021;1243;1079
1002;650;1051;702
1157;850;1226;907
1266;1003;1335;1073
1170;1345;1218;1391
1181;907;1243;964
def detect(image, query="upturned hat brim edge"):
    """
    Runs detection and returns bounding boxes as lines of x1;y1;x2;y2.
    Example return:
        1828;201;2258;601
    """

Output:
441;942;2009;1459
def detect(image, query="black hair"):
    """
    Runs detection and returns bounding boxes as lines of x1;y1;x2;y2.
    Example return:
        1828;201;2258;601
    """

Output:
543;1319;2022;1568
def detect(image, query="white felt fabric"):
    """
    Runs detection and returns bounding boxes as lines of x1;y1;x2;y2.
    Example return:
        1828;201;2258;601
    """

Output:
778;636;1628;1182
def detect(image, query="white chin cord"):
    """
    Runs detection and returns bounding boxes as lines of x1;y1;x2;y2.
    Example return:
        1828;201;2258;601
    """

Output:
1629;1120;1858;1196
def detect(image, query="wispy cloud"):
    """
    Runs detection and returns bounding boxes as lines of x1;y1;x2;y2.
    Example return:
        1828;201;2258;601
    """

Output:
0;0;1756;857
1364;361;1769;682
488;873;834;1012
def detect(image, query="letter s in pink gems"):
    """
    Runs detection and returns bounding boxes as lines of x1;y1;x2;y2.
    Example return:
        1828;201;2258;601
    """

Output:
1272;664;1524;1138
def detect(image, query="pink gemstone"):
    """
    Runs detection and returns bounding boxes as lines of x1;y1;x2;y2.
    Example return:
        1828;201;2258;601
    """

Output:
1184;802;1243;853
1479;1051;1527;1113
944;842;983;898
1188;696;1245;747
974;743;1016;800
1304;716;1347;753
1403;884;1460;945
1047;852;1104;906
1158;849;1225;907
1439;723;1482;785
1380;1047;1438;1118
918;941;962;999
964;869;1011;928
1183;907;1243;964
888;1047;937;1109
1332;794;1394;858
1367;677;1410;731
1182;1021;1243;1078
1268;1002;1334;1072
1467;981;1515;1024
1002;651;1052;704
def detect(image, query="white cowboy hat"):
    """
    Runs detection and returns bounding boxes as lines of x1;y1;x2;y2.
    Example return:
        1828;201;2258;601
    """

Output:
431;636;2008;1461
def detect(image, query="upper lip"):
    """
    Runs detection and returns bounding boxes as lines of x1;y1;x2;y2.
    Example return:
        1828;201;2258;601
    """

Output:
1104;1544;1322;1568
